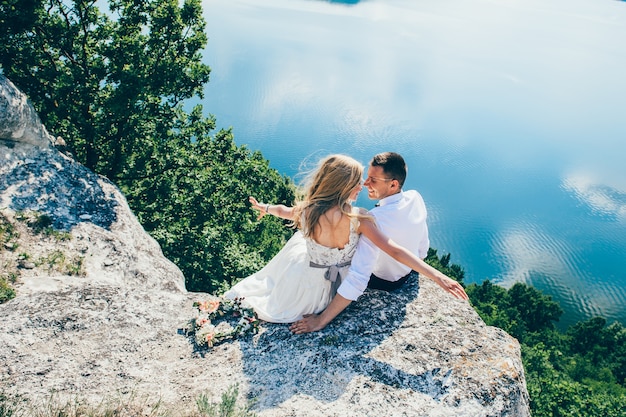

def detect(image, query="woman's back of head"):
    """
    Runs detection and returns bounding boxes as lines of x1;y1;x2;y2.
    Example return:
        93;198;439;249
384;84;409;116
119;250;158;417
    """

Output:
306;154;363;202
294;154;363;237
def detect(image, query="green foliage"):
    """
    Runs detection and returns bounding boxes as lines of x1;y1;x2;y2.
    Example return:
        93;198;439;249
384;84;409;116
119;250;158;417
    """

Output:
35;250;85;276
565;318;626;385
1;0;294;294
425;248;465;285
126;124;295;292
464;275;626;416
0;390;171;416
0;385;256;416
0;392;19;417
466;280;562;341
0;279;16;304
15;212;70;240
508;283;563;334
522;343;626;417
425;250;626;416
196;384;256;417
0;213;18;304
1;0;210;180
0;213;19;250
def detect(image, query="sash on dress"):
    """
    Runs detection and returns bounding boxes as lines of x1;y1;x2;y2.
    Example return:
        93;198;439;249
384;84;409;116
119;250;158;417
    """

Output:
309;260;352;297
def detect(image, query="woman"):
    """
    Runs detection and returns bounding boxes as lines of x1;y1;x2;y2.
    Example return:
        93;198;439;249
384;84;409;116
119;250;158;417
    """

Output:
224;154;467;323
224;154;367;322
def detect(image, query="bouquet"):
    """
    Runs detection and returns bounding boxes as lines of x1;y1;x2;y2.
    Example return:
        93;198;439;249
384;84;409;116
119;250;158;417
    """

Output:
185;297;260;348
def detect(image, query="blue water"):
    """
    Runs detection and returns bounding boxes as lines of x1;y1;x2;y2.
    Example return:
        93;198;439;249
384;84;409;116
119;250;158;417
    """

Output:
199;0;626;328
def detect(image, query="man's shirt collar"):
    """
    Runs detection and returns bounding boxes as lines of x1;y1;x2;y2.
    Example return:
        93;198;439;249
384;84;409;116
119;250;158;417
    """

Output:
377;191;403;208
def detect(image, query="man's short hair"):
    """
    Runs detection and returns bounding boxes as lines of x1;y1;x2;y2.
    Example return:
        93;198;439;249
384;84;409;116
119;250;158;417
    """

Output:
371;152;407;188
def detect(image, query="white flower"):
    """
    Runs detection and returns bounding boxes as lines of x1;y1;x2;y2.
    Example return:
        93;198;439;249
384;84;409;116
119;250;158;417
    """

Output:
186;297;260;348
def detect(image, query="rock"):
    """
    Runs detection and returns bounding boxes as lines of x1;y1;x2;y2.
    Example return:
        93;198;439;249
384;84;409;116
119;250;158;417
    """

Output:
54;136;67;147
0;76;53;148
17;260;36;269
0;76;530;416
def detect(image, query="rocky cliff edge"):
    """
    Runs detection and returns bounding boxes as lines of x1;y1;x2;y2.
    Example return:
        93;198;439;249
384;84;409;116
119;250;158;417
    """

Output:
0;75;530;416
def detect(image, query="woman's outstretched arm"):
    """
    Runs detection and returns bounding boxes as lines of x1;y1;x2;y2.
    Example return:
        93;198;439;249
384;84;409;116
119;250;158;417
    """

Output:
249;196;296;221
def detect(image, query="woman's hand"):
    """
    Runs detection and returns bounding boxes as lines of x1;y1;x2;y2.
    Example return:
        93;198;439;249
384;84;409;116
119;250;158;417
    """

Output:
249;198;295;221
249;196;268;220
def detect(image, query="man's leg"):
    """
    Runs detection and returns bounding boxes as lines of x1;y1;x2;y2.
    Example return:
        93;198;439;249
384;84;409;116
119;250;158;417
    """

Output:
367;271;414;291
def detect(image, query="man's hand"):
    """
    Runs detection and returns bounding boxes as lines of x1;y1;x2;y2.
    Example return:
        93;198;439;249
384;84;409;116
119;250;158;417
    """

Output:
290;314;326;334
436;275;469;301
290;294;352;334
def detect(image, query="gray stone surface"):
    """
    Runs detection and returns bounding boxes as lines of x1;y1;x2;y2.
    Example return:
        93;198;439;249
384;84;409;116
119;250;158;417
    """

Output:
0;75;53;148
0;77;530;416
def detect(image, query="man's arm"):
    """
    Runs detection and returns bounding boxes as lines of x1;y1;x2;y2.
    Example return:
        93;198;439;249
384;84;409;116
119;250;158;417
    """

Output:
359;219;469;301
290;293;352;334
289;231;380;334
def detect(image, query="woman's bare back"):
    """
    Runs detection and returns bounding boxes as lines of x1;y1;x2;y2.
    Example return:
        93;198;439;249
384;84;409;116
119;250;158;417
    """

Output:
310;206;353;249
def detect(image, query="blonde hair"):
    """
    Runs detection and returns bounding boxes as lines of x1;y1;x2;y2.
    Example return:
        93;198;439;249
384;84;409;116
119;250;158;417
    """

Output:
291;154;369;236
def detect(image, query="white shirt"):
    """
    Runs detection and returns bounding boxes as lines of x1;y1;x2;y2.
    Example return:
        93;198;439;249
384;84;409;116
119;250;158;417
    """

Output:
337;190;430;301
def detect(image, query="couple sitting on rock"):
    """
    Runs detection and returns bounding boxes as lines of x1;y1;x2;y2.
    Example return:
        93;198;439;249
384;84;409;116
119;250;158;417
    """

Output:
224;152;468;333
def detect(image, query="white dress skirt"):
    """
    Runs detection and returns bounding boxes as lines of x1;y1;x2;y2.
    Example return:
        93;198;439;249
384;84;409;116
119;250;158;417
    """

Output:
223;221;359;323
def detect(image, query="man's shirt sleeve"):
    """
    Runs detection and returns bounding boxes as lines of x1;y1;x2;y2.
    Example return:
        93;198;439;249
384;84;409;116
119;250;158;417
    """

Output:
337;234;379;301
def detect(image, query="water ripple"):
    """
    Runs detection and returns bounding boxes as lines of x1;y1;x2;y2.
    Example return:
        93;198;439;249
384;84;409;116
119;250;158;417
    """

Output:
491;220;626;327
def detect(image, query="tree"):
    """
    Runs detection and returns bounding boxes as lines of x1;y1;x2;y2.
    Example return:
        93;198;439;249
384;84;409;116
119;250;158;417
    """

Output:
425;248;465;284
128;117;296;292
508;282;563;334
1;0;210;180
1;0;296;292
567;317;608;357
566;318;626;385
465;280;563;341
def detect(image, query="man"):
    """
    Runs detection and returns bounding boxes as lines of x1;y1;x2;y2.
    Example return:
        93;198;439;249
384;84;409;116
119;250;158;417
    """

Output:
290;152;467;334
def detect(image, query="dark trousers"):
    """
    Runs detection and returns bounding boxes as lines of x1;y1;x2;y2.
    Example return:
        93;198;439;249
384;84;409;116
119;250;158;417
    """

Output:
367;271;415;291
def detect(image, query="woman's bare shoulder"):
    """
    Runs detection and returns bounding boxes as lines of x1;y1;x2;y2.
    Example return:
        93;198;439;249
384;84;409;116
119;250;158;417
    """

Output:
323;206;345;224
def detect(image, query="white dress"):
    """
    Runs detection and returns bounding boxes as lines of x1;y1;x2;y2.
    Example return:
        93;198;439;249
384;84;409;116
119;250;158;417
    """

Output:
223;218;359;323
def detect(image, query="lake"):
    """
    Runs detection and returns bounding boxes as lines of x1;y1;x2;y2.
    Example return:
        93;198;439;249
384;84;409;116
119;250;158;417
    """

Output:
198;0;626;329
